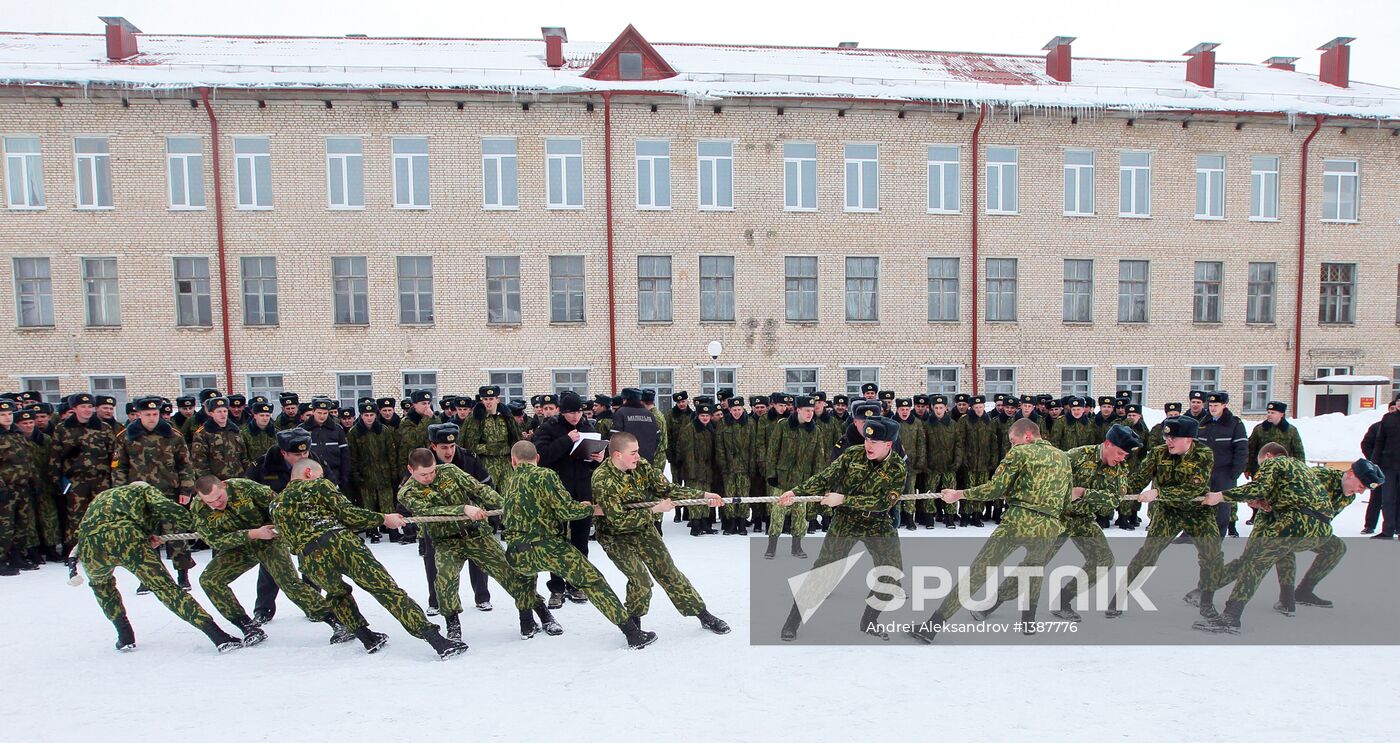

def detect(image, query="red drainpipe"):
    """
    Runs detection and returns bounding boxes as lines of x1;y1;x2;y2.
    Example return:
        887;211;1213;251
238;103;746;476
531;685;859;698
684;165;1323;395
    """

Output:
1292;114;1325;411
603;91;618;394
969;104;988;395
199;87;235;393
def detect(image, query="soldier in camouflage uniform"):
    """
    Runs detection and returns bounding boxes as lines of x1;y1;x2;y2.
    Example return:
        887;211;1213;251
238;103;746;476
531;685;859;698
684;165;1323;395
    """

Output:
397;448;556;642
591;431;730;634
676;402;719;535
397;390;439;466
665;392;692;483
1244;401;1306;527
503;441;657;649
0;400;38;574
112;397;197;587
462;385;521;495
642;390;668;473
241;401;278;465
191;397;249;480
49;392;113;550
273;393;301;432
765;396;828;557
923;395;959;528
76;483;245;652
910;419;1071;642
1114;404;1152;529
717;397;758;534
349;400;398;521
954;395;998;526
190;475;347;643
16;408;63;562
776;417;907;641
893;399;926;530
270;459;467;659
1053;397;1100;451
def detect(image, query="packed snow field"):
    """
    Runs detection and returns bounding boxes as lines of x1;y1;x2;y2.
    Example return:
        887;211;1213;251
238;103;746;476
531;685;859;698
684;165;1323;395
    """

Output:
2;411;1393;742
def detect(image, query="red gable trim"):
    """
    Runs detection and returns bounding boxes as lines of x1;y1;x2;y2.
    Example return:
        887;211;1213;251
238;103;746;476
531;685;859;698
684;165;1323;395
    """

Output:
582;24;677;81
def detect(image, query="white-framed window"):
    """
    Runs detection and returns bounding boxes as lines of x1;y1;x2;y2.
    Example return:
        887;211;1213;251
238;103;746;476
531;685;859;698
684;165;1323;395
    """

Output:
1247;262;1276;324
1316;366;1353;379
331;256;368;325
549;255;585;323
246;374;284;403
785;368;819;395
1190;367;1220;393
391;137;430;209
74;137;112;209
482;137;518;209
635;140;671;210
927;145;960;214
1322;159;1358;222
1195;154;1225;219
984;367;1016;398
1064;149;1094;216
1063;259;1093;323
845;257;879;321
233;137;272;210
783;142;817;211
336;372;374;410
20;376;61;404
397;255;433;325
1118;260;1149;323
1391;366;1399;400
926;367;959;396
546;138;584;209
173;256;212;327
1061;367;1092;398
166;136;205;210
403;371;439;401
1115;367;1147;406
89;376;128;410
552;369;589;397
179;374;218;398
1242;367;1272;413
13;257;53;327
1119;150;1151;217
4;136;44;209
844;143;878;211
637;256;672;323
486;256;521;325
639;369;674;412
1319;262;1356;325
785;256;818;322
700;367;737;398
326;137;364;209
1250;155;1279;220
985;147;1018;214
845;367;880;396
486;370;523;403
928;258;959;322
697;140;733;210
82;256;119;327
1193;261;1222;323
241;256;278;326
986;258;1017;322
699;256;735;322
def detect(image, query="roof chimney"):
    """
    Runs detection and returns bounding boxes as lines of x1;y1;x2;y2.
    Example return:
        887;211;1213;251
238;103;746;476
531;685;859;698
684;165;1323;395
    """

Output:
1318;37;1355;88
1043;36;1075;82
1184;42;1220;88
1264;56;1299;71
99;16;141;62
838;41;859;49
542;27;567;70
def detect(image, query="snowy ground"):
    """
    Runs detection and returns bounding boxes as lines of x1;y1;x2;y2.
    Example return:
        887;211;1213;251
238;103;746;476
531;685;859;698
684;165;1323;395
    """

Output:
3;411;1394;742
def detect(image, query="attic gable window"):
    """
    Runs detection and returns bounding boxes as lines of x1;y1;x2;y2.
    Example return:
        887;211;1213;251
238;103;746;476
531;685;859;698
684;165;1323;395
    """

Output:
619;53;643;80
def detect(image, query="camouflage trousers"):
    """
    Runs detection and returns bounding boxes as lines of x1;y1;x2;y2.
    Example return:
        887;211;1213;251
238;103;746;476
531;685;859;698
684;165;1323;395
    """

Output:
0;488;16;556
300;531;434;637
65;478;107;547
767;485;808;538
200;540;331;626
936;509;1065;619
480;455;513;502
1207;512;1340;603
921;471;957;517
28;486;62;548
507;537;628;626
597;526;707;618
359;483;396;515
961;471;990;516
796;520;903;624
683;477;714;521
80;522;214;629
434;534;540;615
4;482;34;553
722;471;754;519
1026;516;1115;607
1125;504;1225;594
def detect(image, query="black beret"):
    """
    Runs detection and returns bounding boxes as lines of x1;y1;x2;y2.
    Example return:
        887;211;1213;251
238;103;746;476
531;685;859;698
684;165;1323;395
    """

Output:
1162;415;1200;439
96;395;117;407
727;396;745;408
913;394;929;405
477;386;500;398
832;394;849;404
1125;404;1142;415
970;395;986;405
357;401;376;414
1266;401;1287;413
861;417;900;443
176;396;196;407
251;402;274;414
931;395;948;405
1207;391;1230;404
123;402;137;415
621;388;641;402
228;394;246;405
376;397;397;409
860;383;879;394
428;423;460;444
593;394;612;407
410;390;434;403
310;398;334;411
1352;459;1386;490
69;393;95;406
1188;390;1205;401
671;391;689;403
277;428;311;453
1105;423;1144;452
1164;402;1183;414
640;389;656;403
204;397;229;412
852;401;883;420
895;398;913;408
559;392;585;412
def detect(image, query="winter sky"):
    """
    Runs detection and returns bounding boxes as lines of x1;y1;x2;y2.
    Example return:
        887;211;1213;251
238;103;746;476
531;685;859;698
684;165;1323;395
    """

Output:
9;0;1400;89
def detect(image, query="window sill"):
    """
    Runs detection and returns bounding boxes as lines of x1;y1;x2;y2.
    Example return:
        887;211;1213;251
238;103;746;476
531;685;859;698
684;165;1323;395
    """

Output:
698;206;734;212
76;206;115;212
483;205;519;211
6;206;46;212
15;325;55;331
169;206;207;212
332;323;370;328
487;323;522;328
927;319;961;324
985;320;1018;324
636;206;672;212
1063;212;1095;218
84;325;122;330
986;210;1019;216
844;208;880;214
1192;321;1223;326
549;321;586;326
926;209;960;216
175;325;214;331
1062;321;1094;326
783;207;818;213
546;205;585;211
846;319;881;324
1118;213;1152;219
1320;219;1359;225
1248;217;1280;223
1193;215;1225;221
328;206;365;211
698;320;736;325
786;319;819;325
638;320;673;326
1318;322;1356;327
1245;322;1277;328
398;323;435;328
235;206;273;212
243;323;280;329
393;205;431;211
1117;321;1150;325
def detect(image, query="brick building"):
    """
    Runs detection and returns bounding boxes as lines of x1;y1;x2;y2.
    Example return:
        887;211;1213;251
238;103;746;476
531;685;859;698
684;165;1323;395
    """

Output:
2;21;1399;415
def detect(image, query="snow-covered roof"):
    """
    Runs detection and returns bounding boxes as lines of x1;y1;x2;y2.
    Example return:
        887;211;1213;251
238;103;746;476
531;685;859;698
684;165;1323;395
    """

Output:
3;32;1400;120
1301;375;1394;385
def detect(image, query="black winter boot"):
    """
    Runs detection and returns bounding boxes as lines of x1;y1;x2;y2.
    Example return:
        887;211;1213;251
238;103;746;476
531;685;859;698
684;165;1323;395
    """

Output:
176;569;192;592
698;609;731;635
519;609;539;639
621;617;658;649
325;618;354;644
199;621;243;653
860;605;889;640
790;535;807;559
114;616;136;651
423;625;469;659
1197;590;1220;621
1193;600;1243;634
780;604;802;642
908;614;941;644
734;518;747;536
234;616;268;647
1020;608;1037;635
445;614;462;641
763;535;779;560
1275;583;1296;617
1051;587;1082;622
354;626;389;654
1295;582;1334;608
535;604;563;635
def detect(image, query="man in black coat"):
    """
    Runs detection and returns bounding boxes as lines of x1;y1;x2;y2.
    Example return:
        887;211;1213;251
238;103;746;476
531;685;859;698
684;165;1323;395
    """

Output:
1361;397;1399;533
533;391;605;607
1365;395;1400;539
300;398;352;491
1196;391;1248;538
242;428;327;624
610;388;661;461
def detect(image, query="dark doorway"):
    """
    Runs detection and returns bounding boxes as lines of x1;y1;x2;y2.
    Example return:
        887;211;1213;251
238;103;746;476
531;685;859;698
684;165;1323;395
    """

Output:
1314;394;1349;416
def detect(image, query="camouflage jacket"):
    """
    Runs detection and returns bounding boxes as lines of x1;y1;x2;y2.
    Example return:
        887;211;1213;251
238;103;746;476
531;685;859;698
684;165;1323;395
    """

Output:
591;458;702;536
1222;455;1329;513
111;420;194;498
0;424;36;492
1053;414;1100;452
191;419;249;480
26;429;53;498
396;463;501;541
273;412;300;431
1123;419;1151;470
793;445;907;513
1125;442;1214;511
49;414;115;486
923;412;958;473
966;438;1071;520
766;416;829;490
1245;420;1306;476
676;418;717;485
190;478;277;552
954;412;999;475
503;461;592;545
462;408;520;460
1062;444;1129;520
271;477;383;555
648;408;668;471
1145;422;1166;452
894;413;928;473
1090;412;1119;442
241;422;278;468
1312;465;1354;519
78;483;196;551
395;410;439;466
349;418;399;495
665;407;691;479
716;412;758;478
